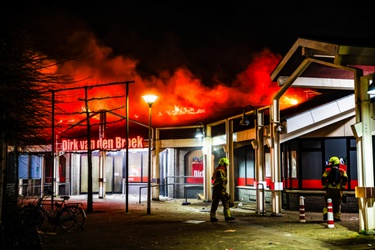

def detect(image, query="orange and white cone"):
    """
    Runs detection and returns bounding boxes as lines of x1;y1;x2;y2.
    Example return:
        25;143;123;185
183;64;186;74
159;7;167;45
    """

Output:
327;198;334;228
299;196;305;223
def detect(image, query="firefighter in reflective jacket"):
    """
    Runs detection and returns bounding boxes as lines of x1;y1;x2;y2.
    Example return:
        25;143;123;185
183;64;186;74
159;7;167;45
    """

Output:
322;156;348;222
210;158;235;222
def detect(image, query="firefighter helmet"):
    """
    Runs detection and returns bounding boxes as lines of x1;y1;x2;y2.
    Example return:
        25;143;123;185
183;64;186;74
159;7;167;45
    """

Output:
219;158;230;166
329;156;340;166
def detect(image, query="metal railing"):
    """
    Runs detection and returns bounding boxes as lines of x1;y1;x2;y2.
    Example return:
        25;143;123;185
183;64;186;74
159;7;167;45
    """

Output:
138;182;203;204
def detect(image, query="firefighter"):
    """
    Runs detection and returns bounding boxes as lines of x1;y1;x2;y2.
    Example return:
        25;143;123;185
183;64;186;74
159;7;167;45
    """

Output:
322;156;348;222
210;157;235;222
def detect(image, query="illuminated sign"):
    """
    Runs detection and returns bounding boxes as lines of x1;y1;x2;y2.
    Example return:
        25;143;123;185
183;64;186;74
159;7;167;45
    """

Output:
61;136;144;151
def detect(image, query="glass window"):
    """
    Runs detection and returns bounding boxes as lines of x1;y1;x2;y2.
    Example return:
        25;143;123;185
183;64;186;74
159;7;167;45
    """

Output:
349;150;357;180
325;138;346;161
265;153;271;177
291;150;297;178
245;149;254;185
18;155;29;179
130;151;145;182
302;151;322;180
113;155;123;192
30;155;42;179
235;146;254;186
186;152;204;184
105;156;113;192
81;155;101;192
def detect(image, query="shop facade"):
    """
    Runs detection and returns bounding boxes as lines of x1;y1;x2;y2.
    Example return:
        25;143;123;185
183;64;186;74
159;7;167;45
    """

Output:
8;37;375;234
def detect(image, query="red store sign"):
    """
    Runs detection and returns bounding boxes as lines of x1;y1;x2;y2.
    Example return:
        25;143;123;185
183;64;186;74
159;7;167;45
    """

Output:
60;136;144;151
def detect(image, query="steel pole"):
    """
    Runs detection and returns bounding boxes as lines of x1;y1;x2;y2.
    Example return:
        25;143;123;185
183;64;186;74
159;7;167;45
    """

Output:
147;103;152;214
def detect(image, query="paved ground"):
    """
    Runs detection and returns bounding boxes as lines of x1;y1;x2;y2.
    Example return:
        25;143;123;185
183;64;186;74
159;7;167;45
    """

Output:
30;194;375;250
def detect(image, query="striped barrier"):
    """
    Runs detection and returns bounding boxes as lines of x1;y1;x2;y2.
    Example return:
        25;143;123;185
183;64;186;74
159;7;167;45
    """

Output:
299;196;305;223
327;198;334;228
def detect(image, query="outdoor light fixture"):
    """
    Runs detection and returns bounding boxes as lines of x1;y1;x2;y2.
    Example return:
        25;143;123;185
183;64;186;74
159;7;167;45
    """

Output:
195;122;205;138
240;105;256;126
142;94;158;215
368;75;375;95
142;95;158;106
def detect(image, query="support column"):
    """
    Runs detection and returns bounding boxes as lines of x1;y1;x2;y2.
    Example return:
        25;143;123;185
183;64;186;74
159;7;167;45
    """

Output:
354;74;375;233
270;104;282;216
152;128;160;201
98;151;106;198
153;129;161;199
256;109;266;214
98;111;106;199
226;120;235;204
204;125;212;202
54;155;60;196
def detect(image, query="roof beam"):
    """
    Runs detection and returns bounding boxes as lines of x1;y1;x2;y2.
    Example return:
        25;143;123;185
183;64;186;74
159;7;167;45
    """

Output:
277;76;354;90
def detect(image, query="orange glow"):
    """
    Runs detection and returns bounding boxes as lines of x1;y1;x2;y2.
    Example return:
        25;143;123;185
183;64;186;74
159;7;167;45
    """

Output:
50;35;312;137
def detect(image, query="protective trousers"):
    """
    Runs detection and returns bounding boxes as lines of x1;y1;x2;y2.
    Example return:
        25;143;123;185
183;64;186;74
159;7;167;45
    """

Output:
322;188;343;219
210;191;232;219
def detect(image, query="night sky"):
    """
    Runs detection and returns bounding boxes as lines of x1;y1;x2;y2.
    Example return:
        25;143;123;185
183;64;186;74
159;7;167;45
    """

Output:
39;0;374;84
6;0;375;129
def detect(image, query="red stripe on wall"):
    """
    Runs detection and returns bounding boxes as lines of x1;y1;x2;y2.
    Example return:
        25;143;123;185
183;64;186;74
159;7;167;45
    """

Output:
238;178;357;190
237;178;255;186
284;178;299;189
351;180;358;188
302;179;322;189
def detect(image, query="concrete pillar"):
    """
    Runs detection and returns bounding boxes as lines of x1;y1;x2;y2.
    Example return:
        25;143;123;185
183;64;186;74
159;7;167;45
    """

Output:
227;120;235;205
98;111;106;199
204;125;212;202
54;155;59;196
256;109;266;214
152;128;160;201
270;104;282;216
354;74;375;233
98;151;106;198
153;129;161;200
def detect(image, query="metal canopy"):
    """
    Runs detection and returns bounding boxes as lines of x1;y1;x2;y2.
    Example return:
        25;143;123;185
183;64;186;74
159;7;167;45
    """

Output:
268;37;375;233
271;37;375;84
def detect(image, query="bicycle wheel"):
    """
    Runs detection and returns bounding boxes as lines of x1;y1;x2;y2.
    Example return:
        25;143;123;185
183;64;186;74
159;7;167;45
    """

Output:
67;205;86;231
58;207;76;231
20;206;45;228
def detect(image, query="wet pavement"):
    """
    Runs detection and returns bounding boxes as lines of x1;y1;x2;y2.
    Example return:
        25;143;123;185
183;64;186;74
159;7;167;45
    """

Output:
31;194;375;250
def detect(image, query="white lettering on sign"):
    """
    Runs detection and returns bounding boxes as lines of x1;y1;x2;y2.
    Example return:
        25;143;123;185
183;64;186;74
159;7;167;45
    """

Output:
61;136;144;151
194;170;203;177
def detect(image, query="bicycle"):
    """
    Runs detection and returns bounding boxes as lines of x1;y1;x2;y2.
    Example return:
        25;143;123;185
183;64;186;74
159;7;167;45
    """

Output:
21;191;86;232
3;193;42;249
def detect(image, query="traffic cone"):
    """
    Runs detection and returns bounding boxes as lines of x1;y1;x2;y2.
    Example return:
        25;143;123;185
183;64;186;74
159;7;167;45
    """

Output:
327;198;334;228
299;196;305;223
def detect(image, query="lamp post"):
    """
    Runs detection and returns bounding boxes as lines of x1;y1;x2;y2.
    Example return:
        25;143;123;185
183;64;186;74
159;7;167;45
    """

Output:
142;94;158;215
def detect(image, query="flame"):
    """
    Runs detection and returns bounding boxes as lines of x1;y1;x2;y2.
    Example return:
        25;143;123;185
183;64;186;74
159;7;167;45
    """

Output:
48;33;312;136
166;105;206;116
280;96;300;108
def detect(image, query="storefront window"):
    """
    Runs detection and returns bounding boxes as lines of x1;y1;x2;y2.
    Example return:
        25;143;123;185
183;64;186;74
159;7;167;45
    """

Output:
291;150;297;178
18;154;42;179
186;155;203;184
18;155;29;179
129;152;143;182
30;155;42;179
236;146;254;186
